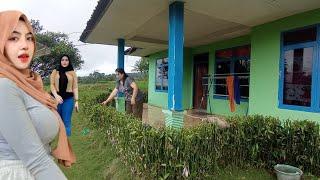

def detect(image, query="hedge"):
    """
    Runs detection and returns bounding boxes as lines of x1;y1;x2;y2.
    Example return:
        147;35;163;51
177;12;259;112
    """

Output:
82;92;320;179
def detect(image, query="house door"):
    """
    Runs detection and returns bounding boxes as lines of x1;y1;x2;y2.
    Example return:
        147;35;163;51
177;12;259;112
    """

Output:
193;53;209;109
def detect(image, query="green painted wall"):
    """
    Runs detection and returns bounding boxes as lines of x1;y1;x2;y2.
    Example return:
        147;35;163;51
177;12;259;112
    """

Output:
148;36;250;115
147;8;320;120
249;8;320;121
148;51;168;108
147;48;193;109
183;48;193;109
192;36;251;116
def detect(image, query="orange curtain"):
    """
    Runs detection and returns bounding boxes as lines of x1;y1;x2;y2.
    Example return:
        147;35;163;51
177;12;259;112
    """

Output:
226;76;235;112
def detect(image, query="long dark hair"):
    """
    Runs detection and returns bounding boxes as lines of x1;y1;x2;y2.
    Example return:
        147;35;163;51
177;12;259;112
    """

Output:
115;68;128;83
57;54;74;72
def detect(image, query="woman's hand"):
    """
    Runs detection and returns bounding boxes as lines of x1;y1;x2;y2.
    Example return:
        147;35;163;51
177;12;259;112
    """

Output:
101;100;108;105
54;95;63;104
74;101;79;112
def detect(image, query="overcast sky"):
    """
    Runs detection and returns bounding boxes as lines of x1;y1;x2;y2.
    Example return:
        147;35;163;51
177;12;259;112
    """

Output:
0;0;140;76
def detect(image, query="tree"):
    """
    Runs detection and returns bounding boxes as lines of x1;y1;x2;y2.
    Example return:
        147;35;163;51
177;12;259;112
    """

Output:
30;20;84;78
30;19;43;33
132;57;149;79
89;70;105;80
78;70;115;84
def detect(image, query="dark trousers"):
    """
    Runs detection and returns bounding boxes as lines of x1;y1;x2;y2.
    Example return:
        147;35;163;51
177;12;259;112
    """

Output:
125;100;143;119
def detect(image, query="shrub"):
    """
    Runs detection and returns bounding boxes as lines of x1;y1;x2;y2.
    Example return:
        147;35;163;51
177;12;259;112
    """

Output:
82;93;320;179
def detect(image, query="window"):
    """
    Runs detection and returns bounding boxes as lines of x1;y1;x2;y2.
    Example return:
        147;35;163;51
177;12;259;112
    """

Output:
280;26;320;112
155;58;168;91
214;45;251;99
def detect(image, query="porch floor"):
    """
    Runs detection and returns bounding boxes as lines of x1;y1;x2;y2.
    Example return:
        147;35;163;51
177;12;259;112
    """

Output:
142;104;229;129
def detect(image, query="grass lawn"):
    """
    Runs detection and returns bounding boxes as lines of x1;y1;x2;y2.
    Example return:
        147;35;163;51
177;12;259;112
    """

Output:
59;111;135;180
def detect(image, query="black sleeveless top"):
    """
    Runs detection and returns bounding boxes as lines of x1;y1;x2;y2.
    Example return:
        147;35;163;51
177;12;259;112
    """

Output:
58;71;73;99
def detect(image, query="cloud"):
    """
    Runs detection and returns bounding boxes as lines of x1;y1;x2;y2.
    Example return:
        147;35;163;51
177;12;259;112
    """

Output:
0;0;140;76
76;44;140;76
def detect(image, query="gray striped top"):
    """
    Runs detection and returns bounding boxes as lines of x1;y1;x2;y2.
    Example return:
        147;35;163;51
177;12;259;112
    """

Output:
0;78;67;179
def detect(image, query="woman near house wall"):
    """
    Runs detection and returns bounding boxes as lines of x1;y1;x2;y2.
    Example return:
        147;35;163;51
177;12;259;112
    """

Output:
102;68;144;119
0;10;75;179
50;54;79;137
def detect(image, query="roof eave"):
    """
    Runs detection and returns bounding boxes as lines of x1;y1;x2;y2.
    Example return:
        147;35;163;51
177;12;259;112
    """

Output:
79;0;113;43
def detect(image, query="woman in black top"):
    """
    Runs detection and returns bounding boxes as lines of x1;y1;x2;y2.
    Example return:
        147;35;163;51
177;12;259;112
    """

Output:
50;55;79;136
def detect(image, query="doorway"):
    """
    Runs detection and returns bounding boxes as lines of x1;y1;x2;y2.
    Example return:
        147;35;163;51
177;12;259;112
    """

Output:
193;53;209;110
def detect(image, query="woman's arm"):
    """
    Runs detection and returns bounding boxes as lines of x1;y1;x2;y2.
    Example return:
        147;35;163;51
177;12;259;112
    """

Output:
130;81;138;105
73;71;79;111
0;79;67;180
50;70;63;104
72;71;79;101
101;88;118;105
49;70;57;97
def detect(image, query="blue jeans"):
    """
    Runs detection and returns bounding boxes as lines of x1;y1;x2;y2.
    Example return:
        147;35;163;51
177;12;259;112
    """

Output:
57;98;74;136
